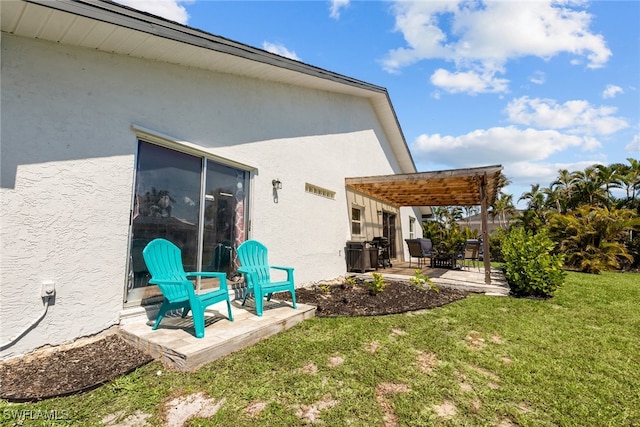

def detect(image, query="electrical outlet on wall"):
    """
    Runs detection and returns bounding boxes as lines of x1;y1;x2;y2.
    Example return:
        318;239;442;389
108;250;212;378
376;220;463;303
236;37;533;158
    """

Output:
41;281;56;298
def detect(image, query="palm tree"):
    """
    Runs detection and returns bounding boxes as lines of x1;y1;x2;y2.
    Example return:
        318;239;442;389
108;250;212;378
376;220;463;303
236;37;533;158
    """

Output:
519;184;546;223
595;164;623;207
614;158;640;208
571;165;607;207
463;206;480;228
496;172;512;192
430;207;447;226
542;185;563;213
551;168;576;213
490;192;516;229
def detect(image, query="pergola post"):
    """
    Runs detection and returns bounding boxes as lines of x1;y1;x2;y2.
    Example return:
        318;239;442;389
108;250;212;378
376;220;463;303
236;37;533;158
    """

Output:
479;176;491;285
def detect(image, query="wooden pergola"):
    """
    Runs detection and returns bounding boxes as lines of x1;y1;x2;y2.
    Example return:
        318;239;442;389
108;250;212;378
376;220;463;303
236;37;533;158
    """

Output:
345;165;503;284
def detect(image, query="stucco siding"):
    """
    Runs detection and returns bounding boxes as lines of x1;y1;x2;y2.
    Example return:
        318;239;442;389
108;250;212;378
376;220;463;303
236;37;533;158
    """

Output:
1;35;410;358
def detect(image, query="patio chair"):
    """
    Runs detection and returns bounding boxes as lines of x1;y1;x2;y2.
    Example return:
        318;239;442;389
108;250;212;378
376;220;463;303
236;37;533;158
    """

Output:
457;240;481;271
405;238;433;268
237;240;297;316
142;238;233;338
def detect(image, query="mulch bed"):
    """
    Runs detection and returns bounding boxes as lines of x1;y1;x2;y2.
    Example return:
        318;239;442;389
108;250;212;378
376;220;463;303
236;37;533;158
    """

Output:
0;334;153;402
0;280;467;402
280;280;468;317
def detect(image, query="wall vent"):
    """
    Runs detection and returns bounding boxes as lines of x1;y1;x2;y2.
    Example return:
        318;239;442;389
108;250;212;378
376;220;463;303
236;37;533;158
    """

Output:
305;183;336;200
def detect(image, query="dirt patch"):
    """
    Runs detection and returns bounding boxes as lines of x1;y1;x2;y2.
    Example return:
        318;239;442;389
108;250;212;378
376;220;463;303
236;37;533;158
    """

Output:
327;355;344;368
365;341;381;354
375;382;410;427
163;392;224;427
433;400;457;419
465;330;486;350
300;361;319;374
102;410;151;427
416;351;439;373
245;400;268;418
294;395;338;424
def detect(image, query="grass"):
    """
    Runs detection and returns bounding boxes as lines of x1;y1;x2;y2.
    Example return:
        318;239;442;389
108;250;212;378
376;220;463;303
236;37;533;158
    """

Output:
2;271;639;426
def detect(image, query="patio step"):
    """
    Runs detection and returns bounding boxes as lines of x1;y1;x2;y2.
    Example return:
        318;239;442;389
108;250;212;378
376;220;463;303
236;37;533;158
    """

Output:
119;299;316;371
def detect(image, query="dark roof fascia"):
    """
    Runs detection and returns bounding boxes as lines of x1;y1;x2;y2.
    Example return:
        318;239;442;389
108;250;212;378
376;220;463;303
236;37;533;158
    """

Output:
24;0;387;94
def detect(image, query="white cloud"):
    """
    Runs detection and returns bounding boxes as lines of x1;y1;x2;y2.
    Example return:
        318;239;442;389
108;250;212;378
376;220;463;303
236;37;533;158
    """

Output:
382;1;611;94
626;134;640;153
411;126;586;168
430;68;509;94
602;84;624;99
114;0;192;24
262;42;301;61
529;71;546;85
330;0;350;20
505;96;628;136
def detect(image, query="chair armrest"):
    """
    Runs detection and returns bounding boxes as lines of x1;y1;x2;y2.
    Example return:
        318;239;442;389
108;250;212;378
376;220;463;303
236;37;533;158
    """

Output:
237;267;259;286
271;266;294;281
185;272;228;290
148;279;190;285
186;271;227;279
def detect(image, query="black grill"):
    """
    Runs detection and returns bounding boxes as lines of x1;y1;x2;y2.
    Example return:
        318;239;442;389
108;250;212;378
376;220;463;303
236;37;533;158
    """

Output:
370;237;392;268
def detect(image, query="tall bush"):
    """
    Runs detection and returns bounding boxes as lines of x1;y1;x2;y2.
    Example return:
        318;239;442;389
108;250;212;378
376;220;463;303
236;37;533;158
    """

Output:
502;227;565;298
548;206;639;273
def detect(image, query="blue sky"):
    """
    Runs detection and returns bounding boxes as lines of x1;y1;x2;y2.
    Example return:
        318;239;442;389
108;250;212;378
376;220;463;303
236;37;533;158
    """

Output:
118;0;639;206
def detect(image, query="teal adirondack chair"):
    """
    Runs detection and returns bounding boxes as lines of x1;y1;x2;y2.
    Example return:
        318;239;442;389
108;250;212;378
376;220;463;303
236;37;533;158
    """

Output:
142;238;233;338
237;240;297;316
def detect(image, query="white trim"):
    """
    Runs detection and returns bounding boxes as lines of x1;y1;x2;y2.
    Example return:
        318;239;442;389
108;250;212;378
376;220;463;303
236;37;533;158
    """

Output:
131;124;258;172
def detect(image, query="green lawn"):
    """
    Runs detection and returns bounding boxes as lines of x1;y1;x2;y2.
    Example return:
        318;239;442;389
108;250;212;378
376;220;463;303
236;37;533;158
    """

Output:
2;271;639;426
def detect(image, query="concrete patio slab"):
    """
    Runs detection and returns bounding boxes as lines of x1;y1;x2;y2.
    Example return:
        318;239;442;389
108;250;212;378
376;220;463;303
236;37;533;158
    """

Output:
119;299;315;371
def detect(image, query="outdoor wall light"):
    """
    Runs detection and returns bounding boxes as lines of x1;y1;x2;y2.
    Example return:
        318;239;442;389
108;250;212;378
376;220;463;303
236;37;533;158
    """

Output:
377;210;383;216
272;179;282;190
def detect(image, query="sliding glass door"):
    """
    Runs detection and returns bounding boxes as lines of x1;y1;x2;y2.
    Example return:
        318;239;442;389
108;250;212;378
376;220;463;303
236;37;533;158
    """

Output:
126;141;249;304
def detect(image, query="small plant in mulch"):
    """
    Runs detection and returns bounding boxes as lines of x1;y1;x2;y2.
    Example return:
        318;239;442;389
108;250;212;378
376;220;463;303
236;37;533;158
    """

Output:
365;272;388;295
344;275;357;288
409;269;440;293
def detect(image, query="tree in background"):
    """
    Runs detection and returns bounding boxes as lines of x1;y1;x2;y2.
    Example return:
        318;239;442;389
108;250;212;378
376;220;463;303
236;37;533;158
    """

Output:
489;192;516;229
513;159;640;273
548;205;640;274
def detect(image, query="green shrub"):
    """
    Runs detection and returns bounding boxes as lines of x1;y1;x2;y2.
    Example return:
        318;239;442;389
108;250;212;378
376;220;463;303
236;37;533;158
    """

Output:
366;272;387;295
489;231;505;263
409;269;439;292
502;227;566;298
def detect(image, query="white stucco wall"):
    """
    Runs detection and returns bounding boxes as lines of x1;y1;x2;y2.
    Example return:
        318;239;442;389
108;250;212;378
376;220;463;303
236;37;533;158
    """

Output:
1;35;414;358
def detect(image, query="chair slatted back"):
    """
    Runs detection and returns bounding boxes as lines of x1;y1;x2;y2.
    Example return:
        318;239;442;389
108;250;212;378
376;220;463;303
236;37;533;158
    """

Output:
463;241;480;259
237;240;271;284
142;238;192;303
